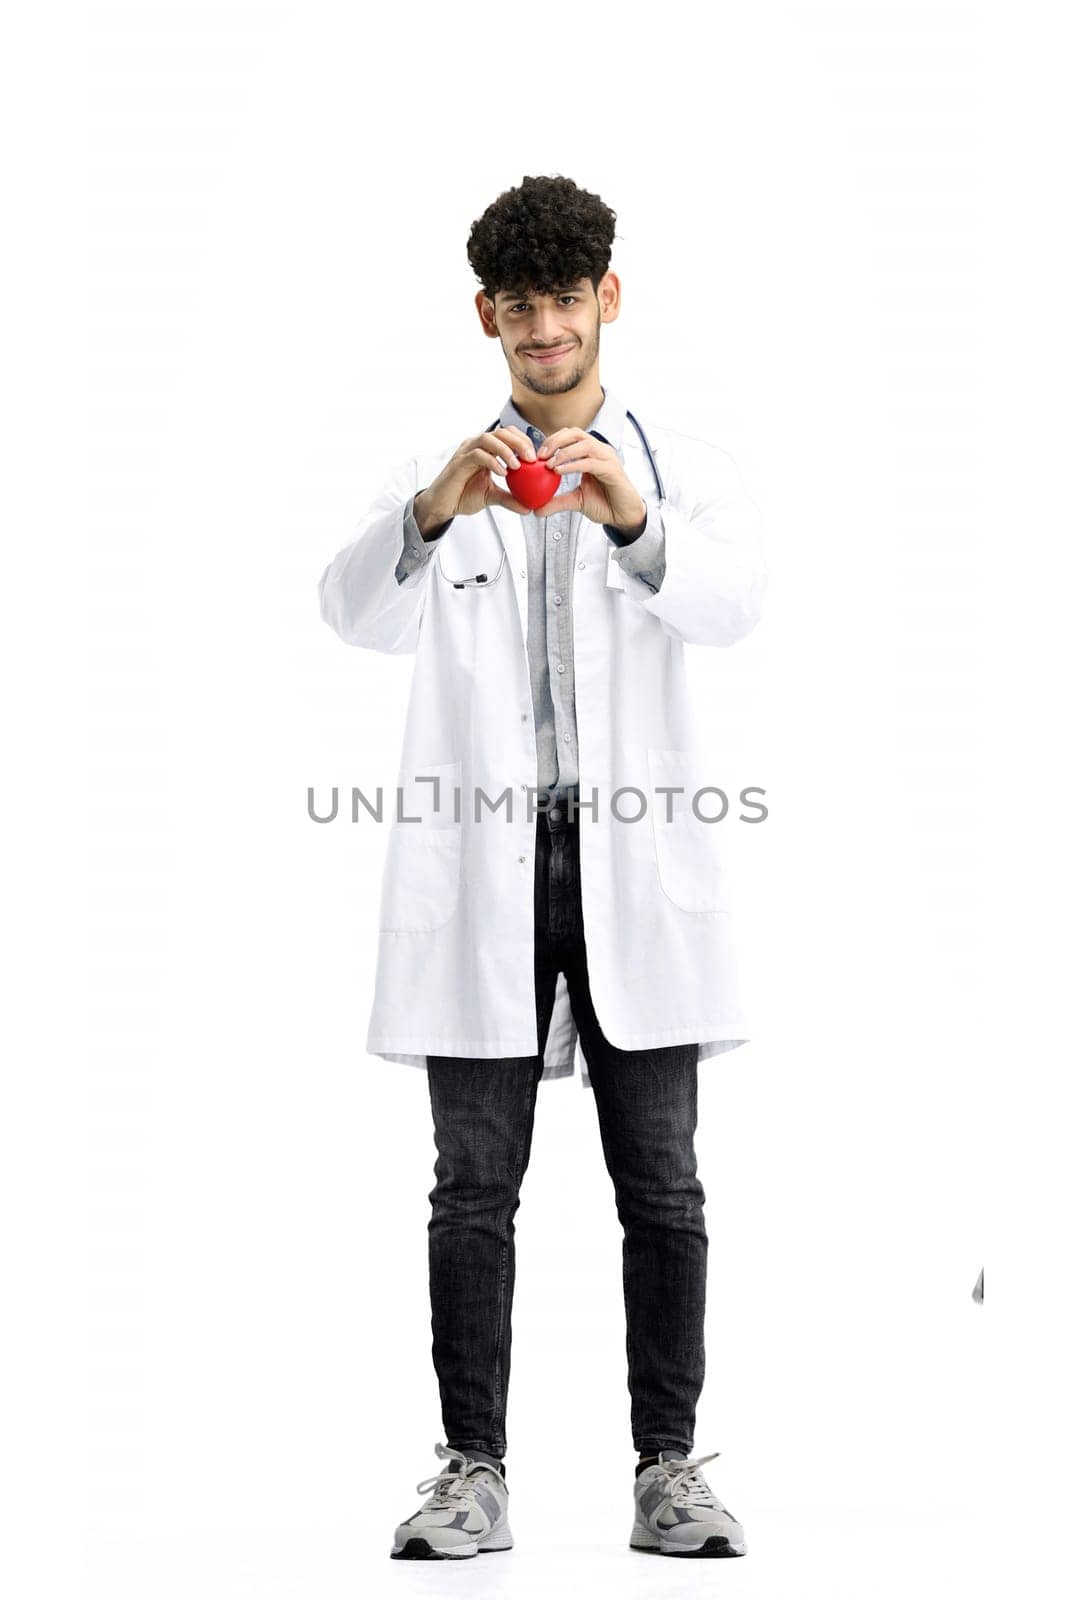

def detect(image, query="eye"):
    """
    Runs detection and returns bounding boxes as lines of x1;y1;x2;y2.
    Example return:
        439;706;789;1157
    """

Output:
509;295;579;314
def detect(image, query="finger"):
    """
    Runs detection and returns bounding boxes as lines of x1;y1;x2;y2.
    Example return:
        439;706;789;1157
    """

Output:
507;425;539;460
491;426;536;461
469;446;521;477
484;436;524;469
543;444;611;470
476;432;524;467
476;444;531;473
536;427;587;457
543;454;612;476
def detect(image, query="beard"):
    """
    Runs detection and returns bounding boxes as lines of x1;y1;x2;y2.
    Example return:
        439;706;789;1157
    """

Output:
512;317;601;396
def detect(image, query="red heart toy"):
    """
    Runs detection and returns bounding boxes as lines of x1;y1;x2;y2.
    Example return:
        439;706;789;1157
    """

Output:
505;458;561;511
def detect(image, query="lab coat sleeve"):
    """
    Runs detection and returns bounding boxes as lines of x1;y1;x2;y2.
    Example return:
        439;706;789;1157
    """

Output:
604;500;667;592
608;440;767;646
318;457;450;654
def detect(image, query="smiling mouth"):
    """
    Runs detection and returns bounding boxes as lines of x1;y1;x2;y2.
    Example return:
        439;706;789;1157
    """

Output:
525;345;575;364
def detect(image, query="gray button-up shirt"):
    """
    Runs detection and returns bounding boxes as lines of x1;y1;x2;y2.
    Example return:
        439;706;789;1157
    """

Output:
394;385;667;794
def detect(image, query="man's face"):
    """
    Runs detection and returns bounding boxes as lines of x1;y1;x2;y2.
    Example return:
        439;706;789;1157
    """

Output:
479;274;617;398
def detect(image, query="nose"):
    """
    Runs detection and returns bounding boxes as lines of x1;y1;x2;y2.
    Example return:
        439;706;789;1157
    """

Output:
528;315;572;347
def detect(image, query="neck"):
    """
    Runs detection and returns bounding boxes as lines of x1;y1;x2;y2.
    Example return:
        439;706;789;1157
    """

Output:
508;372;606;436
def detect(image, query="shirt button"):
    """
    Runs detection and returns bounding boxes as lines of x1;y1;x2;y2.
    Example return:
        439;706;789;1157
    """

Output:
518;855;526;863
553;594;562;605
549;808;562;822
552;530;562;541
520;569;526;578
577;561;585;570
563;734;571;742
556;662;565;673
521;712;529;721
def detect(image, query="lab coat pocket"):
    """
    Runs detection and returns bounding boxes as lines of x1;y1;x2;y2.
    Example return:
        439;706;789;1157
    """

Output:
379;759;462;933
647;746;730;916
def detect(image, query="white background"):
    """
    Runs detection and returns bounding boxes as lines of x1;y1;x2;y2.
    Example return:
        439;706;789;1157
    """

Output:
6;1;1066;1595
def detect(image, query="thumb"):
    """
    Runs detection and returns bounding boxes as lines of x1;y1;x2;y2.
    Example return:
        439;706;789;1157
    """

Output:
534;491;581;517
486;485;528;515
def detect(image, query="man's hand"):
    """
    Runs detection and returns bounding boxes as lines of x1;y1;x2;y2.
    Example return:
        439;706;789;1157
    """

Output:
414;427;534;536
531;428;648;535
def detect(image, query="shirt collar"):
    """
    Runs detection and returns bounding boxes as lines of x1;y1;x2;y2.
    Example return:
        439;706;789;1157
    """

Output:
497;384;627;453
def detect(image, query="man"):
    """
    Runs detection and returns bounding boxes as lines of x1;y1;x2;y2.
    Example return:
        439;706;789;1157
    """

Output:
317;175;766;1560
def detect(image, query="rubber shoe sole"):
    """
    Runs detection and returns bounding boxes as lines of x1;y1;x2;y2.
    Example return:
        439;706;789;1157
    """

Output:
390;1520;514;1560
629;1517;746;1557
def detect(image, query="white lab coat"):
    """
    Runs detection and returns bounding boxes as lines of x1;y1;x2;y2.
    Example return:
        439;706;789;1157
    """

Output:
318;411;767;1087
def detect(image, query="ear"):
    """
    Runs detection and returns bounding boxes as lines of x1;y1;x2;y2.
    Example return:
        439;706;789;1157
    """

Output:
475;290;499;340
598;270;622;324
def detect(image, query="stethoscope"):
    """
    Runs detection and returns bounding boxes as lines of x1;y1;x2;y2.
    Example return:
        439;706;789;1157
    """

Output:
439;409;665;589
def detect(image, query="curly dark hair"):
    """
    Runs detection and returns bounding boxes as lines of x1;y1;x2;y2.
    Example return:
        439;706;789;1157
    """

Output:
467;174;617;302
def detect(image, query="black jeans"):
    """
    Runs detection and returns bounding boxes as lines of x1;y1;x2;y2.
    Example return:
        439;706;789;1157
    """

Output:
426;795;706;1460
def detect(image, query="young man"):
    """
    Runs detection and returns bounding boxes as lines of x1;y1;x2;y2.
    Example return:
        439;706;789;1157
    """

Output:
318;175;766;1560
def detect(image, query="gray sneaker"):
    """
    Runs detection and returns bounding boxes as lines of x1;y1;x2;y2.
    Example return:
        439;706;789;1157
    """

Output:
630;1449;747;1557
390;1442;513;1560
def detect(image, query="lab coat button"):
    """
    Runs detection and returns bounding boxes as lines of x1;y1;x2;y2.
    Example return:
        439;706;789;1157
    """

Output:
518;855;526;863
578;560;585;569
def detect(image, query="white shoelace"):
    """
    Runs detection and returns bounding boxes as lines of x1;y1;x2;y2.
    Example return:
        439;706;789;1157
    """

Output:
414;1442;505;1510
658;1450;724;1509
